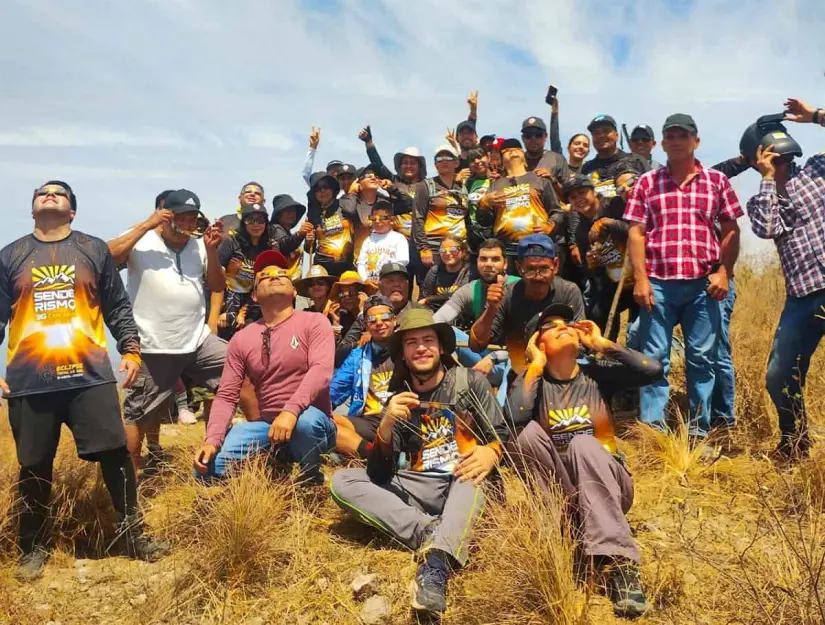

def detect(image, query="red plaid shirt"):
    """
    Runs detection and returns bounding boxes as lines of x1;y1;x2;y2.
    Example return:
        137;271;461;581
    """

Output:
623;161;743;280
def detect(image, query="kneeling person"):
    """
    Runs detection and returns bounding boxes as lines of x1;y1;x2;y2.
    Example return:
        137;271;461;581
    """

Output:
331;310;508;615
508;304;662;618
330;295;397;457
194;250;337;484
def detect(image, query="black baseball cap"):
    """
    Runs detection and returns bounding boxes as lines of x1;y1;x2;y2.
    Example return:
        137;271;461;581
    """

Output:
587;115;618;131
240;202;268;218
521;116;547;133
379;262;409;279
630;124;655;140
562;174;595;197
500;138;524;150
662;114;698;134
164;189;201;214
337;164;357;177
357;164;379;180
326;160;343;172
456;120;477;134
537;303;576;328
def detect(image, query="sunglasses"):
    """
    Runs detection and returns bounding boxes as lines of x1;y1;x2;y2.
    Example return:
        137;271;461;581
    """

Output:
255;266;290;281
618;176;639;191
366;312;394;324
370;215;392;223
242;186;263;195
245;215;267;224
434;155;457;163
523;130;545;139
440;246;460;254
339;288;359;298
34;186;70;198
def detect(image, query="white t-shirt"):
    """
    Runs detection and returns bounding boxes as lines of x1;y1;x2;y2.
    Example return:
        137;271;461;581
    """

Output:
357;230;410;281
126;230;210;354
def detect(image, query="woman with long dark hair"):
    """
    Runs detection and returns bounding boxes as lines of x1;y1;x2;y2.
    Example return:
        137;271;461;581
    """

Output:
419;235;472;312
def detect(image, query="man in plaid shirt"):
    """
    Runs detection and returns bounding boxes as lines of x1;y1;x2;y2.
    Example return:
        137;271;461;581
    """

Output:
747;97;825;460
624;114;743;442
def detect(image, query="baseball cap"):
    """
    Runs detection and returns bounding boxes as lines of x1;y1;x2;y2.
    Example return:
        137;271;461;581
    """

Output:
434;144;459;159
662;113;698;134
517;234;557;260
630;124;655;140
587;115;618;132
562;174;595;196
164;189;201;214
537;303;576;329
500;138;524;150
521;116;547;133
357;164;379;180
379;261;409;279
240;202;268;217
337;164;357;177
253;249;289;274
326;160;343;170
456;120;477;134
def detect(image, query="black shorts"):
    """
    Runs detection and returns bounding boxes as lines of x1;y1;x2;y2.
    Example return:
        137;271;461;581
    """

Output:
7;383;127;467
347;414;381;442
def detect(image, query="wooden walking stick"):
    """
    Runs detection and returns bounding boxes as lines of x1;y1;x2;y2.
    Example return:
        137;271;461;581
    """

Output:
605;251;632;339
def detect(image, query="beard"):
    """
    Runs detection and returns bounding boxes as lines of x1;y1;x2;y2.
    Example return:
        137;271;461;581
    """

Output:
408;357;442;384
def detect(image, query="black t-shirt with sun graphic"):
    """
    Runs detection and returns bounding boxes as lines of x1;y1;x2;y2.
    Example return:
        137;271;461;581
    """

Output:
367;367;510;484
506;345;661;456
362;350;395;417
0;232;140;397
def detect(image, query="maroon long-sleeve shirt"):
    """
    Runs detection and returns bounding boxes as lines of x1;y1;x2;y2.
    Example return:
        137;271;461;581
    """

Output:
204;311;335;448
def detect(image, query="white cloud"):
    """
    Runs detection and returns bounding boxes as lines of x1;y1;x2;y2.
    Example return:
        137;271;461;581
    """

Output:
0;126;186;148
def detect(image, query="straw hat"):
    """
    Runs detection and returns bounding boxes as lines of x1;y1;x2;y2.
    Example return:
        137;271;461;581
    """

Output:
293;265;337;297
330;270;378;301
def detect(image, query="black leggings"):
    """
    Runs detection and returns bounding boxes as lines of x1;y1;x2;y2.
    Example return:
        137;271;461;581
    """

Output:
17;447;138;554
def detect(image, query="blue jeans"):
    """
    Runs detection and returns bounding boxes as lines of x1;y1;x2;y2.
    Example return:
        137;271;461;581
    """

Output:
766;289;825;435
711;279;736;427
637;278;720;438
195;406;336;481
453;328;511;405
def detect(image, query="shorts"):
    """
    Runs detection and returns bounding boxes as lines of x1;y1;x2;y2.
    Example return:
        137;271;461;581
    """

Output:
7;383;126;467
123;333;227;426
346;414;381;442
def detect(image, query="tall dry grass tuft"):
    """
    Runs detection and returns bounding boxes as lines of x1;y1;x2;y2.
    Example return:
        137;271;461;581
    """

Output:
173;457;294;590
450;472;589;625
630;421;709;483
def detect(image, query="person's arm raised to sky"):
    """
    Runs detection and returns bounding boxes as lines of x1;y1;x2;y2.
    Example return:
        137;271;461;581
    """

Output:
467;90;478;123
549;96;562;154
107;209;173;267
203;337;247;447
359;126;395;181
303;127;320;187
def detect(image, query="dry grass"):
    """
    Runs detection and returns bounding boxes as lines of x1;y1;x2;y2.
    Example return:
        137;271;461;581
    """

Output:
1;263;825;624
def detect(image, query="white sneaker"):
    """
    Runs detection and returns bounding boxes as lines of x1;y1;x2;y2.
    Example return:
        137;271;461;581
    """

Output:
178;408;198;425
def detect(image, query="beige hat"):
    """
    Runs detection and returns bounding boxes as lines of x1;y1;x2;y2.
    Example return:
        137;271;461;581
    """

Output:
293;265;337;297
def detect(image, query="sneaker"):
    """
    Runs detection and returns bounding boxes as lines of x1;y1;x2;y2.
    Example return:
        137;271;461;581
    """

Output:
177;408;198;425
410;561;448;614
605;559;650;619
14;548;50;582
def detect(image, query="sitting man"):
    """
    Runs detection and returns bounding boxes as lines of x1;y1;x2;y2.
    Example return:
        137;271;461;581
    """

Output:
508;304;662;619
193;250;337;484
331;309;508;616
434;238;518;402
330;295;397;458
469;233;584;375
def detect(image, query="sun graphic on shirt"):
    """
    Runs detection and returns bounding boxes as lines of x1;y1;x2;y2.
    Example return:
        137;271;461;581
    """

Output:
547;405;592;432
367;251;380;273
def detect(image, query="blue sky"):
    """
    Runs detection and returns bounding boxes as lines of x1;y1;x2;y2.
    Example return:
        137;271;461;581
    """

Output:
1;0;824;373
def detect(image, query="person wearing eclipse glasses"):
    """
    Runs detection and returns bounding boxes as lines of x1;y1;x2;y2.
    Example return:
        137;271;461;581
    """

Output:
1;180;169;581
108;189;227;478
193;250;336;485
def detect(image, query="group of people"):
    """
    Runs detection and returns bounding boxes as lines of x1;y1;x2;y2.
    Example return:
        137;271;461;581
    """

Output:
1;87;824;620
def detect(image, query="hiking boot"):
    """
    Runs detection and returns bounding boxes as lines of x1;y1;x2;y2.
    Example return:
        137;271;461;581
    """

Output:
410;561;448;614
605;559;650;619
110;515;170;562
14;548;49;582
